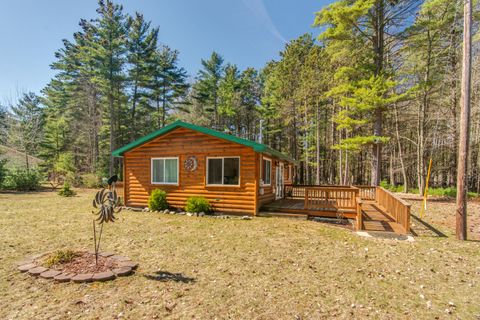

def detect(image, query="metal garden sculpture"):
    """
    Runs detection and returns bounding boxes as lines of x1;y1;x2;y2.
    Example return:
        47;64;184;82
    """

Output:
92;175;122;265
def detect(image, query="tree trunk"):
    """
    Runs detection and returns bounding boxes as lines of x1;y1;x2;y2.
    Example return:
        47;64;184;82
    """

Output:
162;83;167;127
370;0;385;186
394;104;408;192
131;80;138;139
316;101;321;185
25;148;29;173
456;0;472;240
304;100;310;184
109;92;115;177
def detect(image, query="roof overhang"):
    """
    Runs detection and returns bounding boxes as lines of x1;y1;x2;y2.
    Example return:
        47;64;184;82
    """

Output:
112;120;295;163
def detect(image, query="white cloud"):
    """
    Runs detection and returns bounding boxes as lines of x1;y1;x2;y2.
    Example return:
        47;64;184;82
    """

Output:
242;0;287;43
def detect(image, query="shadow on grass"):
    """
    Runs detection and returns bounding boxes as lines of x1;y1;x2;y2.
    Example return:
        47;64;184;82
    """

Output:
144;271;195;283
0;188;56;194
410;214;447;238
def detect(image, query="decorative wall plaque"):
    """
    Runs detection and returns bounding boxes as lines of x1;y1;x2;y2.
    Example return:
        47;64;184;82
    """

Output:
184;156;198;172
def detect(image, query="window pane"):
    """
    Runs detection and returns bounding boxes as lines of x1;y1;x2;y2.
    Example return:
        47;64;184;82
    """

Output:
263;160;271;184
164;159;178;183
152;159;164;183
224;158;239;185
208;158;223;184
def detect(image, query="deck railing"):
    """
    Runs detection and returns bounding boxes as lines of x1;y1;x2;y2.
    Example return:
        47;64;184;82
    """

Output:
285;185;358;199
284;184;307;199
285;184;411;234
375;187;411;233
355;185;376;200
304;186;359;211
285;185;359;212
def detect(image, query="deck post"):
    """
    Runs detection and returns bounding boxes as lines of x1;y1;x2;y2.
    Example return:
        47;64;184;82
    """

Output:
304;188;309;209
356;197;363;231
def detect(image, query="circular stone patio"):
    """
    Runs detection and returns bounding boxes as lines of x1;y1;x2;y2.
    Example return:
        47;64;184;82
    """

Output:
16;251;138;283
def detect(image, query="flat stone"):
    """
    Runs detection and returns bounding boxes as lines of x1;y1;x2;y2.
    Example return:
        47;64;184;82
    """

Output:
18;263;37;272
40;269;62;279
112;266;133;276
92;270;116;281
119;261;138;269
54;273;75;282
99;252;115;258
110;255;130;262
71;273;93;283
28;266;48;276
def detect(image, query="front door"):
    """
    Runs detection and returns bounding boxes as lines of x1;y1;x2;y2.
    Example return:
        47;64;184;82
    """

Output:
275;162;284;199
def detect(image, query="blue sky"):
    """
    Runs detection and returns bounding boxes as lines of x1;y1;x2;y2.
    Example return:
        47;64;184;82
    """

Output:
0;0;329;100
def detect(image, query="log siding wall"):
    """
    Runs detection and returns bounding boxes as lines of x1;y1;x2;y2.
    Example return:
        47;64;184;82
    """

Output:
124;128;257;214
257;154;294;209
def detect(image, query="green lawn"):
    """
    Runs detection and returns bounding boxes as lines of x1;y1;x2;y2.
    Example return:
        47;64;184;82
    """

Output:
0;189;479;319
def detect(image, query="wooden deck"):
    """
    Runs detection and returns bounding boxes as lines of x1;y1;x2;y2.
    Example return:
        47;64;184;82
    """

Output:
260;198;405;234
260;198;357;219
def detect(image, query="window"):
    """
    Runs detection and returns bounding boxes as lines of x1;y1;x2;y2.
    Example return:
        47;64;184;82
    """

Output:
262;158;271;185
207;157;240;186
151;158;178;184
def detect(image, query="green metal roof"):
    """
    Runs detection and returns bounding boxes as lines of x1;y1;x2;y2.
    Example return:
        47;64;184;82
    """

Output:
112;120;295;162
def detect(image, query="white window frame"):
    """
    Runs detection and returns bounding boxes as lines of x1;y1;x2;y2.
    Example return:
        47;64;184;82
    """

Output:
261;157;272;186
206;156;241;187
151;157;179;185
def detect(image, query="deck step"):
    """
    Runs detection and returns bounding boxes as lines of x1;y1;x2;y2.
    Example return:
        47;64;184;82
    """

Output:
257;211;308;220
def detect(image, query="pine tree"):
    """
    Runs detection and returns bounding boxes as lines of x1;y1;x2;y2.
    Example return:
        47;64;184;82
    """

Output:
194;52;224;128
218;64;241;130
126;12;158;139
259;61;283;149
315;0;419;185
238;67;261;140
150;46;189;128
90;0;128;176
0;104;8;145
9;92;44;171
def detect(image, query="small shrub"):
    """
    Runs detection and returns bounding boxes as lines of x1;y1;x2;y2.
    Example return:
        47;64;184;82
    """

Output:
52;152;79;186
379;180;390;189
81;173;102;188
0;158;7;188
2;168;41;191
44;249;78;267
58;181;76;197
148;189;168;211
185;196;211;213
379;180;405;193
467;191;479;198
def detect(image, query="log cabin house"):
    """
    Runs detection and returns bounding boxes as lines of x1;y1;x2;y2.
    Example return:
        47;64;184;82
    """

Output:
112;120;295;215
113;120;411;234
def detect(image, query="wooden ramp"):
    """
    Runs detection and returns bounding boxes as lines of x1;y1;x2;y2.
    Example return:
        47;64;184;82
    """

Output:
260;186;411;235
260;199;406;234
360;201;405;234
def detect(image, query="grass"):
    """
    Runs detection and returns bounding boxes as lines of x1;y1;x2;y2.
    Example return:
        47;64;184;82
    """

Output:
0;190;479;319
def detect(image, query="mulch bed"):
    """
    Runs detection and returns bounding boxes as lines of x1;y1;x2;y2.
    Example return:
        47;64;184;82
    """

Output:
16;251;138;283
50;251;118;274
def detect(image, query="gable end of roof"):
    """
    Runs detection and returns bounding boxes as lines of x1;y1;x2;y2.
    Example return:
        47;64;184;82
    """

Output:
112;120;294;162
